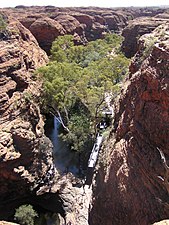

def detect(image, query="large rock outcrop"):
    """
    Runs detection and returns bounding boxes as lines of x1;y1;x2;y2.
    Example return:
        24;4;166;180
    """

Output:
122;15;169;58
0;14;56;219
29;17;66;54
89;24;169;225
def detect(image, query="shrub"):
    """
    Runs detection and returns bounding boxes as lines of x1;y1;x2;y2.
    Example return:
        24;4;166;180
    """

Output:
14;204;38;225
23;91;33;102
0;14;7;32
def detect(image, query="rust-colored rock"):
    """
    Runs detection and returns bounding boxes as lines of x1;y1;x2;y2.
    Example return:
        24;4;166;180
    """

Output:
122;16;169;58
103;11;128;31
0;5;169;223
29;17;65;54
19;15;40;29
89;25;169;225
0;14;56;219
54;14;86;44
55;14;82;34
94;15;106;25
1;6;168;54
72;13;94;28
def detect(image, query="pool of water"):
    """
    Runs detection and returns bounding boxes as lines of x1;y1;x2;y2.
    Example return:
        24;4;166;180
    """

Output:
45;116;79;175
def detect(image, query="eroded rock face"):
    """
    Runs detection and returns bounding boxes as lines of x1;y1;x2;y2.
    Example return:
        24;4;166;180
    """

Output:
51;173;92;225
54;14;87;45
0;14;56;219
1;6;168;54
122;16;169;58
29;17;66;54
103;11;129;31
89;25;169;225
3;6;167;54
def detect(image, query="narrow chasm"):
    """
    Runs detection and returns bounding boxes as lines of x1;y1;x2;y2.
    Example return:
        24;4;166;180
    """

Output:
43;113;111;225
32;31;130;225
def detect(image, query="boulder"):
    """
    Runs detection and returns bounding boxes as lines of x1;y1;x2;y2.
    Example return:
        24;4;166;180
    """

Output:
29;17;65;54
55;14;82;34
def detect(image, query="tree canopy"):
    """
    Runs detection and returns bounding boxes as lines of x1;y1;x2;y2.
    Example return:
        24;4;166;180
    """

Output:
0;14;7;32
37;33;130;152
14;204;38;225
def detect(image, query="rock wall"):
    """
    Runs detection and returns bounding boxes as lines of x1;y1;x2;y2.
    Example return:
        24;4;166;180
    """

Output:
0;6;169;223
122;15;169;58
89;24;169;225
0;14;56;219
15;6;130;52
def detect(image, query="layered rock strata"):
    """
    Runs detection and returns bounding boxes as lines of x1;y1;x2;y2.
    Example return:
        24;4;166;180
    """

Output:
0;14;56;219
89;24;169;225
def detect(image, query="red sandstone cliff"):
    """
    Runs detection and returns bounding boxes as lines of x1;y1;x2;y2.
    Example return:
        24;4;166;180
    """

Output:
0;14;56;219
89;24;169;225
122;16;169;58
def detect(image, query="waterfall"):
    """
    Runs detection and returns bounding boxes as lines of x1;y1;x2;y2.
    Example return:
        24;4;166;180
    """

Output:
45;116;79;175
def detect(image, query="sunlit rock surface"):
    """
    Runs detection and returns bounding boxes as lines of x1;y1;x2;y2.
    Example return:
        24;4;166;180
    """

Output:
153;220;169;225
0;222;19;225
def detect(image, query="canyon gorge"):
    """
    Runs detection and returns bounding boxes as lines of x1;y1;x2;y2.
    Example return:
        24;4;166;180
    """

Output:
0;5;169;225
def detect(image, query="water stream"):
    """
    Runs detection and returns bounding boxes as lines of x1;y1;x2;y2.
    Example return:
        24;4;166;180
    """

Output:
45;116;79;175
43;115;106;225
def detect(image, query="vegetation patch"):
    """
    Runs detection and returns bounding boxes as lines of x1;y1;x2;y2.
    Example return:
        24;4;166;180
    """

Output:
37;33;130;153
0;14;7;32
14;204;38;225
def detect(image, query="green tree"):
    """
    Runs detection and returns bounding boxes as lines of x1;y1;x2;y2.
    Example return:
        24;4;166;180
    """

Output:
0;14;7;32
50;35;74;62
38;61;82;132
14;204;38;225
62;112;91;151
37;33;130;152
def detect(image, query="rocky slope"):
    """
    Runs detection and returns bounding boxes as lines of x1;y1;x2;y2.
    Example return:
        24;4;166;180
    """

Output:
50;173;92;225
8;6;132;53
0;13;56;219
89;24;169;225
